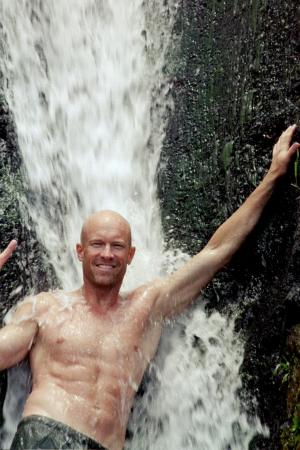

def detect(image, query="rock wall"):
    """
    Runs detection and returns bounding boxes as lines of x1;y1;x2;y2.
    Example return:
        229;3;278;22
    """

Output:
158;0;300;448
0;94;57;425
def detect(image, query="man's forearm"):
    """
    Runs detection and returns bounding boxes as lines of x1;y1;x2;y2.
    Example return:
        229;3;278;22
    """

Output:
206;125;299;267
206;169;279;264
153;126;299;319
153;171;279;319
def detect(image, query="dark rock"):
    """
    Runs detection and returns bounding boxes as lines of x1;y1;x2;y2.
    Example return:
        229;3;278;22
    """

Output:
0;90;58;426
158;0;300;448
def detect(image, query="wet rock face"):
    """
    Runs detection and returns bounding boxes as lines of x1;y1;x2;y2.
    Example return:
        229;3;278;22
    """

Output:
282;326;300;449
158;0;299;449
0;94;57;425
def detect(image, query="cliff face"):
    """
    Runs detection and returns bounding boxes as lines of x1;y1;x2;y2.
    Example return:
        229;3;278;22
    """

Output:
158;0;300;448
0;97;57;425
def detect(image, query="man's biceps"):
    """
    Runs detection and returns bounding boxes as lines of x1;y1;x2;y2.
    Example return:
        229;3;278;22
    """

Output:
151;284;172;316
5;298;37;325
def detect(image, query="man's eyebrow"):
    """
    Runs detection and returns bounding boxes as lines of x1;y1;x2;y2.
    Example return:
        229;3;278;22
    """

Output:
89;239;104;244
89;238;126;244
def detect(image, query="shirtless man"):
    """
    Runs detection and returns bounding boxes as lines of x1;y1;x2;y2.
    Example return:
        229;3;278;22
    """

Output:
0;125;299;450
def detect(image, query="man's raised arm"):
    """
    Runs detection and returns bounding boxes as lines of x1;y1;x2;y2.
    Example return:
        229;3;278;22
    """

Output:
152;125;300;319
0;240;38;370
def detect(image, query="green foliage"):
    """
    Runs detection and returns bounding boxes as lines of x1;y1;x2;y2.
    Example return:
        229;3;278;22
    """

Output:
250;0;259;33
240;89;254;126
279;355;300;449
291;406;300;437
273;360;290;384
221;140;234;172
283;405;300;448
294;150;299;187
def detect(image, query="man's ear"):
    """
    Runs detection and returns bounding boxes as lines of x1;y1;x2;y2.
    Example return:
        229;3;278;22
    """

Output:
76;243;83;262
127;246;136;265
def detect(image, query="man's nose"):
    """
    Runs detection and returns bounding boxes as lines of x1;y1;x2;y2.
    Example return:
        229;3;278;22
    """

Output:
101;244;114;258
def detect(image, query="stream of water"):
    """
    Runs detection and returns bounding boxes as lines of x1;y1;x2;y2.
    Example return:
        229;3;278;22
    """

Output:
0;1;267;448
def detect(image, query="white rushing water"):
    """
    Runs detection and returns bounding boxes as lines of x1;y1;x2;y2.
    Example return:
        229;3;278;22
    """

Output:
0;1;267;448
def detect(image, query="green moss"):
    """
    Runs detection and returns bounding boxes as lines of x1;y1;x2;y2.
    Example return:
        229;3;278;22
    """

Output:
221;140;234;172
240;89;254;127
250;0;259;33
253;41;263;71
280;350;300;450
293;150;299;187
281;406;300;450
291;406;300;437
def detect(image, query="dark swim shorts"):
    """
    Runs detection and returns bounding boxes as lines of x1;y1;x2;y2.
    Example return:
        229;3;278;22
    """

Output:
10;415;107;449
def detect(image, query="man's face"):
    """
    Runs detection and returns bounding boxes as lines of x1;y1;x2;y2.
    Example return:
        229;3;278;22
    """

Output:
76;214;135;288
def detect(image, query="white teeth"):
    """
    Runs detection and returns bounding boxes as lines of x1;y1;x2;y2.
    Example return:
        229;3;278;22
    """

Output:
95;264;115;268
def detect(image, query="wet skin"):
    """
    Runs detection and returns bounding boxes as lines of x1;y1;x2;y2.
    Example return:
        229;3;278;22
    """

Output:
8;211;160;450
21;288;162;450
1;128;299;449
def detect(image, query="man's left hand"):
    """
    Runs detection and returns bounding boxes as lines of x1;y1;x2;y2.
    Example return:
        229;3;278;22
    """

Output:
270;124;300;177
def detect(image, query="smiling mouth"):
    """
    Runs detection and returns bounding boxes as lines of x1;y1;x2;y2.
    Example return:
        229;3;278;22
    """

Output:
95;264;116;270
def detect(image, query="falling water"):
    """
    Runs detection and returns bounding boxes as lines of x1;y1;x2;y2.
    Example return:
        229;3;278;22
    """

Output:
0;1;267;448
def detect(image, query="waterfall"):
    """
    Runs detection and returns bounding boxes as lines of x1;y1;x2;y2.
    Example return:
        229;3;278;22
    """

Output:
0;1;268;448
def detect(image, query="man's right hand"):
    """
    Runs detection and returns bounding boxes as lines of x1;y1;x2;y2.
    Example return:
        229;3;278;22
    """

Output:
0;240;17;270
0;238;40;371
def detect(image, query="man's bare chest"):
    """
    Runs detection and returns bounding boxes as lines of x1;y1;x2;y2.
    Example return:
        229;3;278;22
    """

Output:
35;300;153;366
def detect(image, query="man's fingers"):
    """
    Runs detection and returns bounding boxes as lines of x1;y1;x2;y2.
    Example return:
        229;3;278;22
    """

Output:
0;240;17;269
274;125;298;153
279;124;297;145
289;142;300;155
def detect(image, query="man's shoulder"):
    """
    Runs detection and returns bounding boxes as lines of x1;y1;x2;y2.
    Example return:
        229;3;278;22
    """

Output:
124;281;152;297
5;291;54;324
34;289;84;310
28;290;60;307
123;279;163;308
17;290;62;315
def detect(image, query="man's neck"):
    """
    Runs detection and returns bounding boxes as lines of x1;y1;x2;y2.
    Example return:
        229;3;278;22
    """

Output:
81;283;121;313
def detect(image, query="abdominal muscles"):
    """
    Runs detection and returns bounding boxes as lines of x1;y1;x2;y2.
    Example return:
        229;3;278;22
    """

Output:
22;293;161;450
23;372;126;448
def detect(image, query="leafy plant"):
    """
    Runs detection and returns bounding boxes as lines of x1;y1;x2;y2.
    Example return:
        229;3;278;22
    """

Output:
221;140;234;172
291;405;300;438
294;151;299;187
292;149;299;189
273;360;290;384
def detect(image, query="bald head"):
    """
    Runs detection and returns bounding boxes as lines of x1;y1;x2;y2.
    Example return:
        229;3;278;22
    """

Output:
80;210;132;247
